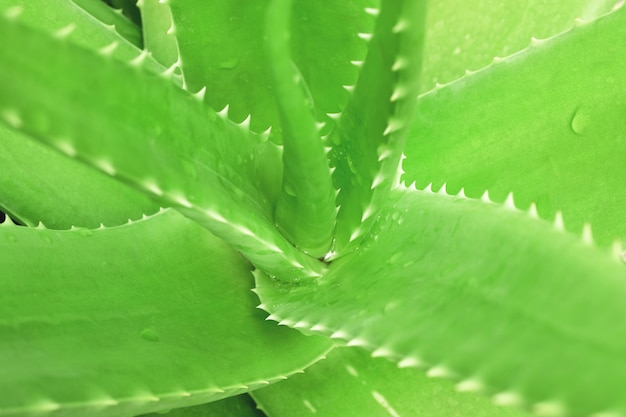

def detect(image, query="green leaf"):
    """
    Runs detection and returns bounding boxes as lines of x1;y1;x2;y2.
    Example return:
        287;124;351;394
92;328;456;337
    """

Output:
256;186;626;416
327;0;426;257
265;0;336;258
403;6;626;247
0;0;169;79
0;11;324;280
137;0;181;70
0;123;159;228
420;0;619;92
0;210;332;416
253;347;532;417
138;394;266;417
167;0;376;141
69;0;143;48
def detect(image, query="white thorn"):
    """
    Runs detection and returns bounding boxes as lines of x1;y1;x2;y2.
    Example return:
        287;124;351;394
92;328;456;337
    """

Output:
481;189;491;203
130;50;150;67
94;159;116;176
239;114;251;130
261;125;272;138
310;323;326;332
532;401;567;417
361;205;375;222
330;330;349;339
390;86;406;102
423;183;433;193
493;391;524;408
371;347;393;358
530;37;543;46
371;173;385;189
426;366;454;379
192;86;206;101
438;182;448;195
144;181;163;196
392;18;409;33
166;23;176;36
528;202;539;218
392;57;408;72
342;85;355;93
503;192;516;210
350;60;364;67
217;104;229;119
1;109;22;128
326;112;341;120
553;211;564;231
383;118;402;135
349;228;361;242
397;356;422;368
364;7;379;16
357;32;373;41
98;41;119;56
347;338;368;347
3;5;23;19
457;188;467;199
56;140;77;157
54;23;76;39
456;378;484;393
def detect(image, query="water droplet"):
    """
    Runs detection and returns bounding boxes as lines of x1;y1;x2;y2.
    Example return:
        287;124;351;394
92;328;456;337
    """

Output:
570;106;590;135
219;58;239;70
141;328;160;342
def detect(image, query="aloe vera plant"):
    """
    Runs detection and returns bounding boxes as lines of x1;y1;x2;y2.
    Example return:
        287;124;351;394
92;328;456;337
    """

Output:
1;0;625;416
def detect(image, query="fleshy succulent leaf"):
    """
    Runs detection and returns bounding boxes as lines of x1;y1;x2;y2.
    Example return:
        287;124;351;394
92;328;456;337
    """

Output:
137;0;182;72
167;0;377;141
420;0;619;92
403;5;626;247
327;0;427;257
0;210;332;417
253;347;532;417
0;11;325;280
69;0;143;48
265;0;336;258
256;186;626;416
0;123;159;229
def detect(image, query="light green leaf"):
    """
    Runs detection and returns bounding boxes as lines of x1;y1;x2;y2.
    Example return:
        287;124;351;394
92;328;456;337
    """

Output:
328;0;426;257
265;0;336;258
137;0;181;70
69;0;142;48
0;11;324;280
0;210;332;417
168;0;376;140
403;6;626;247
256;186;626;416
0;123;159;228
253;347;532;417
420;0;619;92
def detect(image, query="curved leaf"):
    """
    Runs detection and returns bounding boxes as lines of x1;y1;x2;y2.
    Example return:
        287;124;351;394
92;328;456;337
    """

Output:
420;0;619;92
403;6;626;247
256;186;626;416
0;11;324;280
0;123;159;228
168;0;376;140
327;0;426;257
253;347;532;417
0;210;332;417
69;0;143;48
265;0;336;257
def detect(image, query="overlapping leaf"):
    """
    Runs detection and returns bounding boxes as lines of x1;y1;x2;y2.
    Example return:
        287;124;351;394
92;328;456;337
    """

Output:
403;6;626;246
0;10;324;280
167;0;377;140
253;347;532;417
256;186;626;416
327;0;426;257
0;210;332;417
420;0;619;92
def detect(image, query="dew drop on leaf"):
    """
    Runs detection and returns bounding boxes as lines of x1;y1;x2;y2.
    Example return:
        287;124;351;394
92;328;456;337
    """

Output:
570;106;590;135
141;328;160;342
218;58;239;70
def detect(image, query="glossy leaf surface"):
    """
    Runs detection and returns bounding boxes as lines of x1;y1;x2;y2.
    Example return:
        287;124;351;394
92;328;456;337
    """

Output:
256;187;626;416
253;347;532;417
0;210;331;416
0;12;324;280
420;0;619;92
403;6;626;246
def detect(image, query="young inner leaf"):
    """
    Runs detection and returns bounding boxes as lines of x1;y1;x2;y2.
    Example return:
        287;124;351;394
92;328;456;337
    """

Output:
265;0;336;258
